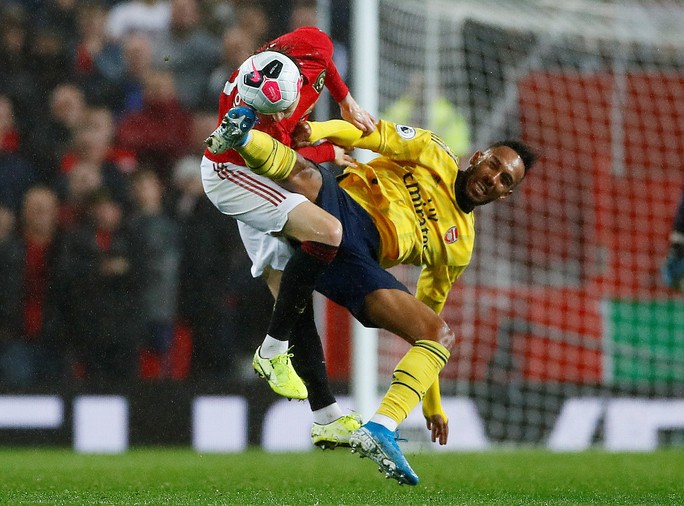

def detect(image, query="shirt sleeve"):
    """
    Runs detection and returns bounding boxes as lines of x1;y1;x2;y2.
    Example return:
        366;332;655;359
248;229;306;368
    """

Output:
308;119;435;162
296;142;335;164
415;265;465;314
289;27;349;103
323;57;349;104
422;380;448;422
417;265;463;422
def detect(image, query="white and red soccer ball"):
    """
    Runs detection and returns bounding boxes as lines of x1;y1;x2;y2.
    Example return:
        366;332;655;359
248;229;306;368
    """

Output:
237;51;302;114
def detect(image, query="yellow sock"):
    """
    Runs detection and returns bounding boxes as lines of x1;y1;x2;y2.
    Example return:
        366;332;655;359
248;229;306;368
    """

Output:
238;130;297;180
376;340;450;424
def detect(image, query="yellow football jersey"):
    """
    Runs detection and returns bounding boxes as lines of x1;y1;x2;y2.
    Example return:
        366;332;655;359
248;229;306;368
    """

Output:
310;119;474;314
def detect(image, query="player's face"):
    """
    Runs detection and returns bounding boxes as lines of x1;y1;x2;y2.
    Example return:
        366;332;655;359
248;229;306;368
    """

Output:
261;92;301;123
464;146;525;206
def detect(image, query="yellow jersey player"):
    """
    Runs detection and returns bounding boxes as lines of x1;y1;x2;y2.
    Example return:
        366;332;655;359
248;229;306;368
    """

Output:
215;105;536;485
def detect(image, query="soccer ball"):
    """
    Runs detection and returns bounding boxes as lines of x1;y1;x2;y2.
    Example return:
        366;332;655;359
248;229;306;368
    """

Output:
237;51;301;114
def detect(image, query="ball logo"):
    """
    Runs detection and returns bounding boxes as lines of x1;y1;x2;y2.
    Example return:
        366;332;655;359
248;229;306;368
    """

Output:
242;58;284;89
396;124;416;139
248;59;262;83
261;81;282;103
444;226;459;244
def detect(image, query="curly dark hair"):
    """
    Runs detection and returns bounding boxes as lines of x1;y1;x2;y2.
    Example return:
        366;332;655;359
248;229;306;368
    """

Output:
489;140;539;174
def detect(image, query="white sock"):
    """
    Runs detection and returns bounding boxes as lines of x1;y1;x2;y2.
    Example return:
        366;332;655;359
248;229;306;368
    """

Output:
312;403;344;425
370;414;398;432
259;335;288;358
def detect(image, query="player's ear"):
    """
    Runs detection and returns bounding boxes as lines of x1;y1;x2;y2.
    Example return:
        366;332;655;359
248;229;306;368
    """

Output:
469;150;483;165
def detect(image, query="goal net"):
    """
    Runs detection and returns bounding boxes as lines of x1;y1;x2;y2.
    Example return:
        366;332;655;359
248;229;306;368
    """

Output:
371;0;684;447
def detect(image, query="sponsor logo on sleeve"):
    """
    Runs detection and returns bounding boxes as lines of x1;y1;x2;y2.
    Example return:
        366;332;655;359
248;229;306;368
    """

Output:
313;70;326;93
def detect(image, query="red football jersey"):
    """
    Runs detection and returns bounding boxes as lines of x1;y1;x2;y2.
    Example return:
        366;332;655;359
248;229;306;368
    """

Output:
203;26;348;165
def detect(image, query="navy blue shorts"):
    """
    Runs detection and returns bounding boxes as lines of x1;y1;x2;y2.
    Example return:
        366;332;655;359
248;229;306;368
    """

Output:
314;166;409;327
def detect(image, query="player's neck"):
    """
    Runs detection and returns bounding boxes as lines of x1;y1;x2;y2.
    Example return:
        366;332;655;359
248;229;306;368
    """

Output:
454;171;475;213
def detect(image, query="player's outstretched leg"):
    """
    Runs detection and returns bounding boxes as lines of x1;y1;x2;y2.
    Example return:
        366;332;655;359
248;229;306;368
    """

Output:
350;421;419;486
311;413;362;450
252;346;308;400
204;106;256;155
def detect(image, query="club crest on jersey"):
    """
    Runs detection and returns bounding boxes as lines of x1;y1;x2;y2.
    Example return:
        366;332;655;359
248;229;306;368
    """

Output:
444;226;459;244
396;124;416;139
313;70;326;93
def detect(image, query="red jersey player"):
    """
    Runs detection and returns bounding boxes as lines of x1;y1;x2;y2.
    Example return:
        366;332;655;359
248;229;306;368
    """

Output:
205;26;373;165
200;27;374;449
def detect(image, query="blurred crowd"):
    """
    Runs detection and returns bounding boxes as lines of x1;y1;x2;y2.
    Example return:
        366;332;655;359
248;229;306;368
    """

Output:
0;0;330;386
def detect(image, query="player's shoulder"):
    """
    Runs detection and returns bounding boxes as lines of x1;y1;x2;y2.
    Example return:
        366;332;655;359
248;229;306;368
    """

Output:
294;26;331;39
275;26;334;54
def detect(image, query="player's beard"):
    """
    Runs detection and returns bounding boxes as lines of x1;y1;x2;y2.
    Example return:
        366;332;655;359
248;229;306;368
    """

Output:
454;168;476;213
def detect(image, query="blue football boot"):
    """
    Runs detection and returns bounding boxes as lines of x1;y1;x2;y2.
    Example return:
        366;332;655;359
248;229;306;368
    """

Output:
204;106;256;155
349;421;419;486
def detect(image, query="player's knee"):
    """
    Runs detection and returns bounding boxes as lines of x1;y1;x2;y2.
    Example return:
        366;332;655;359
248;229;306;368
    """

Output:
318;215;342;247
423;317;455;352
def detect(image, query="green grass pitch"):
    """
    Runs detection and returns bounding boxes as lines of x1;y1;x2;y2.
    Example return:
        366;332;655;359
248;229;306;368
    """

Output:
2;448;684;505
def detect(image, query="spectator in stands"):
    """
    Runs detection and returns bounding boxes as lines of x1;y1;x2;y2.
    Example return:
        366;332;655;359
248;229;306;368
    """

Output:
57;160;106;230
105;0;171;42
0;206;14;244
0;3;37;131
55;107;135;226
233;3;270;47
27;83;86;183
72;1;125;109
58;189;141;380
27;25;74;107
30;0;79;48
287;0;348;81
150;0;221;110
202;0;236;37
116;68;193;182
206;25;257;101
288;0;318;30
128;169;180;377
0;94;36;213
0;186;66;386
663;188;684;290
60;106;137;189
85;105;137;173
382;71;470;157
118;32;154;116
172;156;270;379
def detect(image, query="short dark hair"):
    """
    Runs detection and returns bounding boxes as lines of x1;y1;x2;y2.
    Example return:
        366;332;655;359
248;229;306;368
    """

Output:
489;139;538;174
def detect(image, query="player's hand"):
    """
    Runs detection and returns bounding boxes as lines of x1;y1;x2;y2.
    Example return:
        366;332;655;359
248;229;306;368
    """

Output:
339;93;376;134
425;414;449;445
332;144;356;168
292;121;313;149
